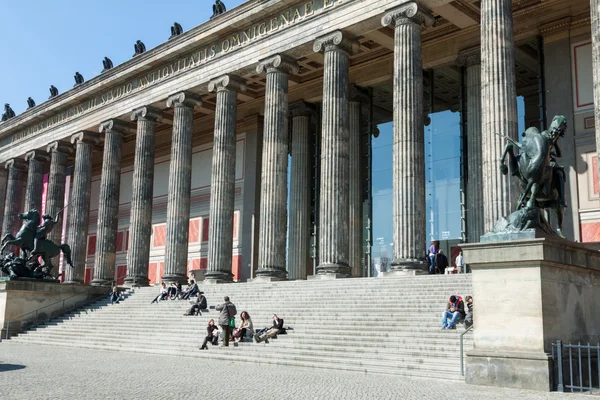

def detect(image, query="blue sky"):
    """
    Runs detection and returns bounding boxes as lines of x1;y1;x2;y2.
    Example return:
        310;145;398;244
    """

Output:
0;0;246;115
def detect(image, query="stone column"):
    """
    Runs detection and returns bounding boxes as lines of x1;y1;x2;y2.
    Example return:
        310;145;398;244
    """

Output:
349;87;367;277
24;150;49;212
0;169;7;239
64;132;98;284
162;92;202;283
480;0;518;231
254;55;299;281
382;3;434;272
288;102;314;280
2;159;26;238
312;31;359;277
91;120;126;286
457;49;484;243
46;141;71;268
205;75;246;283
592;0;600;187
126;107;163;286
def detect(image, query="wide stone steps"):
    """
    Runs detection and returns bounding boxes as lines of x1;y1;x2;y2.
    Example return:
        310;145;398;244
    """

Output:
7;274;473;380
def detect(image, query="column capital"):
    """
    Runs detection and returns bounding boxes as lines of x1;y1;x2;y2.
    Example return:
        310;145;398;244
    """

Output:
166;91;202;109
99;119;130;134
130;106;164;122
349;85;370;103
456;48;481;67
290;101;317;118
5;158;27;170
208;74;247;93
71;131;100;145
47;141;73;155
24;150;50;163
313;30;360;55
381;2;435;28
256;54;299;75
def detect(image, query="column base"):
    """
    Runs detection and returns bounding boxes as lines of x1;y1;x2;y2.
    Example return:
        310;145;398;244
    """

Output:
307;273;350;280
90;279;113;287
466;349;551;392
315;262;351;277
124;276;149;287
161;273;188;284
387;259;428;276
254;267;287;281
203;271;234;284
249;276;287;283
63;280;84;285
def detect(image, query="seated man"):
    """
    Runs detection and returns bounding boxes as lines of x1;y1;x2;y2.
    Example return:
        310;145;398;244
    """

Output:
181;280;199;300
464;295;473;328
254;314;285;343
109;284;122;304
184;292;207;316
441;295;465;329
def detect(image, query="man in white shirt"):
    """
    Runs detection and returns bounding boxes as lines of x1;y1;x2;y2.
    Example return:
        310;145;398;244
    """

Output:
455;251;464;273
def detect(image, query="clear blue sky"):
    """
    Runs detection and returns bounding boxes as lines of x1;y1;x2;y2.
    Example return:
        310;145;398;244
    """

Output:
0;0;246;115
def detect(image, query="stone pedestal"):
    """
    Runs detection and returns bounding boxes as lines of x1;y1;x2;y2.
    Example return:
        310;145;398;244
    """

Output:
313;31;359;278
382;2;433;274
24;151;49;212
92;121;126;286
205;75;246;284
127;107;163;287
163;92;202;284
255;55;298;281
462;237;600;391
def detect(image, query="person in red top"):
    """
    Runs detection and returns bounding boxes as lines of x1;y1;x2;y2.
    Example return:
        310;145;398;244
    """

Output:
441;295;465;329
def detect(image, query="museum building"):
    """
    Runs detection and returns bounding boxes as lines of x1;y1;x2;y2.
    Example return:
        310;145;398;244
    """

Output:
0;0;598;285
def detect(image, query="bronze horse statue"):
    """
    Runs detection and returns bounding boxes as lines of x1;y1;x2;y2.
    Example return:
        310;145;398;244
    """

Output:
499;115;567;237
1;209;72;278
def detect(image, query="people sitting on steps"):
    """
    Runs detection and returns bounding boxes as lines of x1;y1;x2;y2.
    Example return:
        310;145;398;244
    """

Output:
465;295;473;328
151;282;168;304
254;314;285;343
173;282;183;299
199;319;220;350
233;311;253;342
180;280;199;300
167;282;177;299
441;294;465;329
110;284;122;304
216;296;237;347
184;292;208;316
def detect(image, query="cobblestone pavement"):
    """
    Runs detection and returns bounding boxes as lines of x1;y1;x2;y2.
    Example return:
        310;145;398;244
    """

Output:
0;343;593;399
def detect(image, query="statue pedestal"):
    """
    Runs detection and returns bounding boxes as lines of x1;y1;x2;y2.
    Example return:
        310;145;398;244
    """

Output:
0;280;107;339
462;237;600;391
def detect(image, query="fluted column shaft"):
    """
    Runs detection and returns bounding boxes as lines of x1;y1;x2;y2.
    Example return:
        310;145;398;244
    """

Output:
205;75;246;283
313;31;358;277
0;169;7;240
256;55;298;280
382;3;433;269
592;0;600;189
127;107;162;286
2;159;26;241
64;133;97;283
481;0;518;231
163;92;201;283
458;51;484;242
46;142;70;268
348;99;362;277
92;121;125;286
288;103;313;280
24;151;48;212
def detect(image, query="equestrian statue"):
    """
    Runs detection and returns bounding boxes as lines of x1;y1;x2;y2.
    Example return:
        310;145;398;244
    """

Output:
497;115;568;238
1;208;73;279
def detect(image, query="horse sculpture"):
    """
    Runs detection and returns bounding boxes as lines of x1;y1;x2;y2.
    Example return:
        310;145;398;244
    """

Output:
498;115;567;237
1;209;72;279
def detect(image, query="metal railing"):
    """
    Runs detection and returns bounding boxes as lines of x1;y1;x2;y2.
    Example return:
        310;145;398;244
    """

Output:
460;324;474;376
552;340;600;392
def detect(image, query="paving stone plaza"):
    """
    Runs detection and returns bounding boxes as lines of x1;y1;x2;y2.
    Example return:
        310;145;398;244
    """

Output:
0;343;593;400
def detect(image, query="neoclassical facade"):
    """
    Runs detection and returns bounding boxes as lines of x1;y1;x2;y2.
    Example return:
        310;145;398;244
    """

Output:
0;0;598;285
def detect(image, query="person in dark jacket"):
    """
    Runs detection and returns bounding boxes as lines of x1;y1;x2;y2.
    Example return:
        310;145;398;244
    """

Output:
254;314;285;343
184;292;207;316
441;295;465;329
199;319;219;350
435;250;449;274
181;280;199;300
215;296;237;346
464;295;473;328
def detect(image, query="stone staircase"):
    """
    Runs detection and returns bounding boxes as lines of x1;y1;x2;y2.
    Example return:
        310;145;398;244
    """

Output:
6;274;473;380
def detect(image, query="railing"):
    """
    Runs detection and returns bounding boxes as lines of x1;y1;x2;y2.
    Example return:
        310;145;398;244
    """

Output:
552;340;600;392
460;324;474;376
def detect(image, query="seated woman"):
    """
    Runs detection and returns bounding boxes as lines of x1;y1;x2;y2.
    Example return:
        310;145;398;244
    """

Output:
109;284;121;304
150;282;168;304
233;311;253;342
199;319;220;350
167;283;177;299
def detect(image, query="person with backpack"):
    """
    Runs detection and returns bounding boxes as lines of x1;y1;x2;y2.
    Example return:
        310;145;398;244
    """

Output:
215;296;237;346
